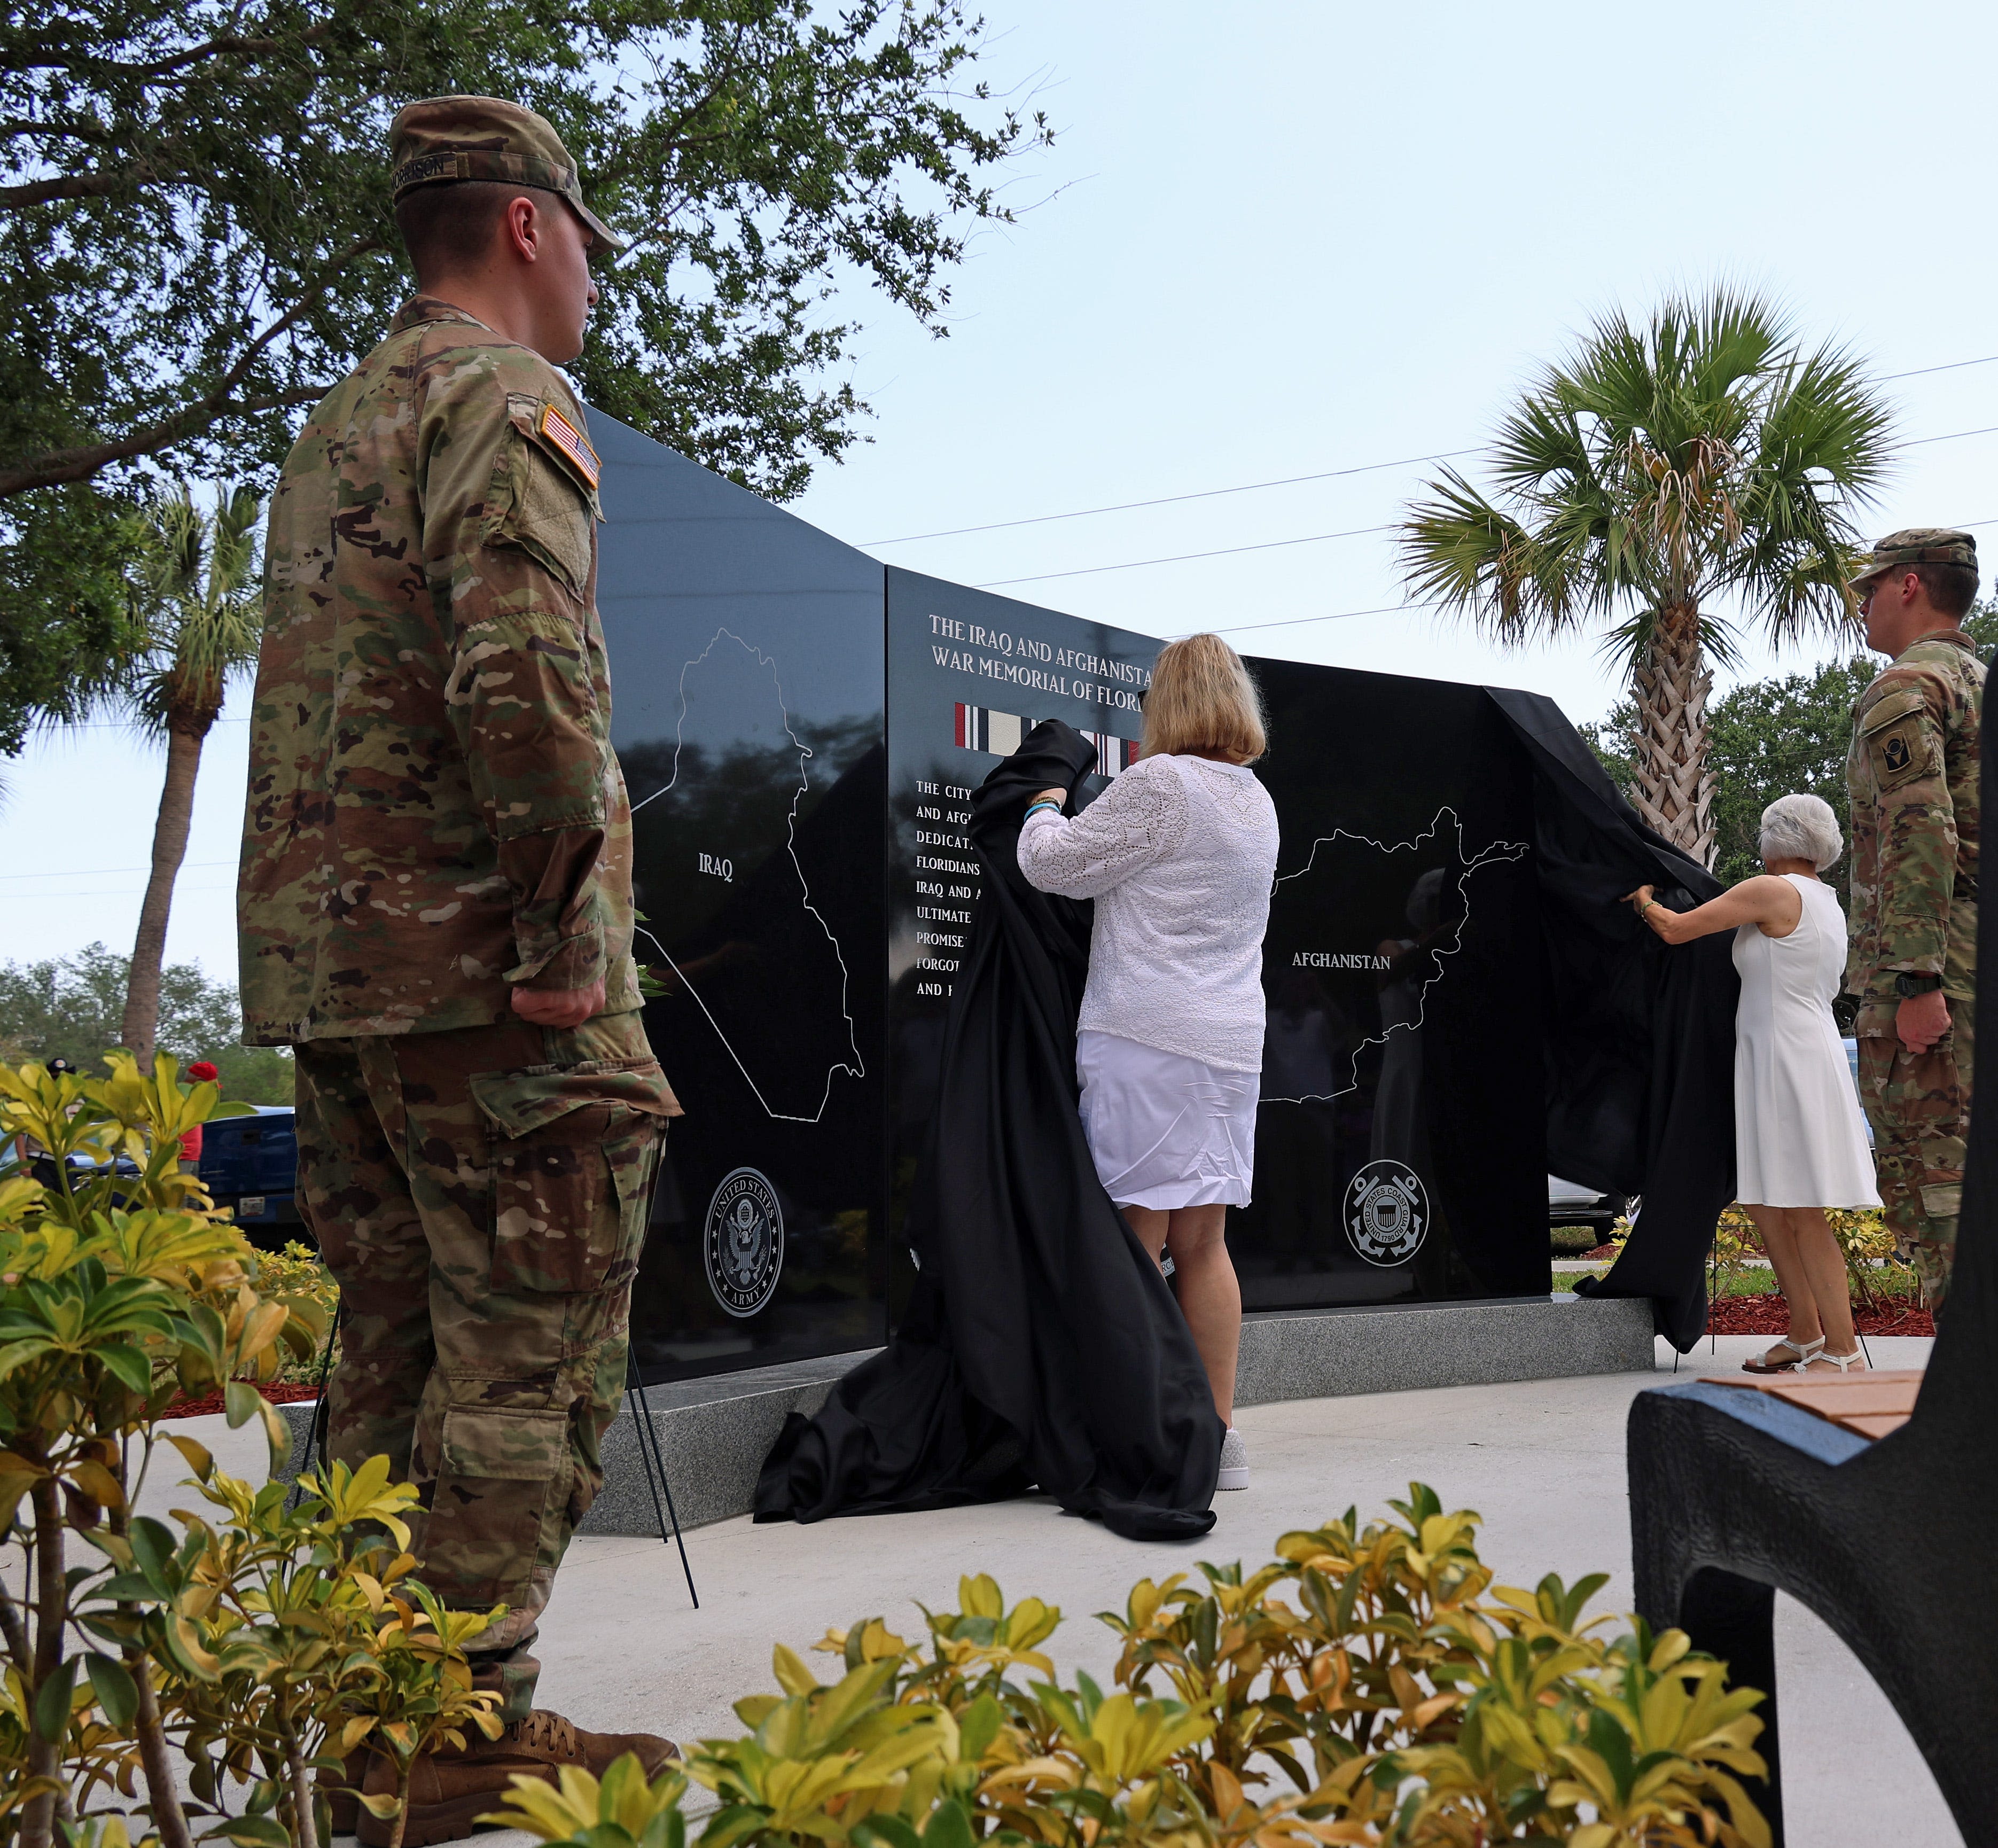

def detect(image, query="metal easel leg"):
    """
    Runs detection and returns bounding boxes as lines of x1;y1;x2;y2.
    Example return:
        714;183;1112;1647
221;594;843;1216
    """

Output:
625;1352;698;1609
287;1304;339;1509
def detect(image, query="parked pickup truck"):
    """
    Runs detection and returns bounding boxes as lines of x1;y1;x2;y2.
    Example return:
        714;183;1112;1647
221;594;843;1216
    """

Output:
198;1105;303;1249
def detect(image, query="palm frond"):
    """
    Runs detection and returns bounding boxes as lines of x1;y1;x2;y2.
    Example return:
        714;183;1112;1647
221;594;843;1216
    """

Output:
125;480;266;740
1685;288;1786;403
1399;287;1892;658
1555;307;1659;440
1486;388;1596;499
1750;340;1896;503
1399;469;1607;643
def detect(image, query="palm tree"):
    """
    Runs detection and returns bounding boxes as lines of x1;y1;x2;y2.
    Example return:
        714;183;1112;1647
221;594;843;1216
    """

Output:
1398;290;1892;864
119;482;263;1064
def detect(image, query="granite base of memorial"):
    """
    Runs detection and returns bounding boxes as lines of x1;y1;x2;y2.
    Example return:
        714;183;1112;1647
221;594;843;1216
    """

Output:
274;1292;1653;1530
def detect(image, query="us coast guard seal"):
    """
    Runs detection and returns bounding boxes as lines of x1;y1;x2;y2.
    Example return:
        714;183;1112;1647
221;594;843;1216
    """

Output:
704;1167;784;1317
1344;1160;1428;1266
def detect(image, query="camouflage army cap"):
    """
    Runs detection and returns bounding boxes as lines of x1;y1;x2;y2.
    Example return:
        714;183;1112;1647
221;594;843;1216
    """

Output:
1848;528;1979;589
389;95;627;256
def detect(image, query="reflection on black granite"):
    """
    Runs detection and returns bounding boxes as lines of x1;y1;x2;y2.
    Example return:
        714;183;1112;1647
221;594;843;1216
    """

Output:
1231;663;1550;1308
626;707;876;1124
590;414;1558;1384
628;735;886;1378
589;418;892;1383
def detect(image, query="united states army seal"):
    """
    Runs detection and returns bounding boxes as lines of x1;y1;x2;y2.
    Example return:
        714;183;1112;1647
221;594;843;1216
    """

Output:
705;1167;784;1317
1344;1159;1429;1266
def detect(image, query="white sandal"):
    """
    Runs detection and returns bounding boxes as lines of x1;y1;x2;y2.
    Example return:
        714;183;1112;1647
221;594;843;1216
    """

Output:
1744;1336;1823;1374
1798;1346;1867;1374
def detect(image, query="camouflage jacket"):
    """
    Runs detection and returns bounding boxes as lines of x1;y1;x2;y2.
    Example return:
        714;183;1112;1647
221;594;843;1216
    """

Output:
1845;629;1984;1020
238;297;641;1043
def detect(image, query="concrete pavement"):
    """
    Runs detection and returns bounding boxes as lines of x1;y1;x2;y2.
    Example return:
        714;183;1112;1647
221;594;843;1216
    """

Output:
151;1334;1957;1848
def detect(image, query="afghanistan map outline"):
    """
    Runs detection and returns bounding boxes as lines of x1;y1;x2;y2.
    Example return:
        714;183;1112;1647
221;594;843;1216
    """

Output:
1261;805;1529;1104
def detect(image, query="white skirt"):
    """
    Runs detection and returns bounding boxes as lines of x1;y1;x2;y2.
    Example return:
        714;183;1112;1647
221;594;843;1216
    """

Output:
1075;1028;1259;1210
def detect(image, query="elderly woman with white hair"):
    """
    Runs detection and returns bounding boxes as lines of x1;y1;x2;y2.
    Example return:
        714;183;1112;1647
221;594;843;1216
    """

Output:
1625;794;1879;1374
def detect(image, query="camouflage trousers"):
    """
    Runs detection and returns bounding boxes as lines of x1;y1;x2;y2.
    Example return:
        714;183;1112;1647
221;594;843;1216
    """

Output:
293;1012;676;1720
1856;996;1974;1311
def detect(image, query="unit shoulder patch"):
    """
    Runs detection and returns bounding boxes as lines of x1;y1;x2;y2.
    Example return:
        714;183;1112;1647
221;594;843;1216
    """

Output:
1867;713;1936;791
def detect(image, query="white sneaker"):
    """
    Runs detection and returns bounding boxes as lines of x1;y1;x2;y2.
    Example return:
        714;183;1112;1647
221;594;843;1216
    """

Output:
1217;1426;1248;1491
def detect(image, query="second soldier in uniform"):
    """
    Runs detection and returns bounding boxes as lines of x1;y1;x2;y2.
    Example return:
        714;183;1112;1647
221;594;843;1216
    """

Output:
1844;529;1984;1312
238;97;680;1843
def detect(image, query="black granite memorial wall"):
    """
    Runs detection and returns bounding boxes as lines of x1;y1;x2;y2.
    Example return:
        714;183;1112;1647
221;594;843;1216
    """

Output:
594;415;1553;1384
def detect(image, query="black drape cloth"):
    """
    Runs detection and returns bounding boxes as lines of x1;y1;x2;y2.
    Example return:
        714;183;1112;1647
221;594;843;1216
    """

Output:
1487;689;1738;1351
755;720;1223;1540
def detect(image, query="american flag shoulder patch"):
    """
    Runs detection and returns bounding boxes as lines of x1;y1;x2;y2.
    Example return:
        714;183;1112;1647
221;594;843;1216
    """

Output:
954;704;1140;776
538;402;601;489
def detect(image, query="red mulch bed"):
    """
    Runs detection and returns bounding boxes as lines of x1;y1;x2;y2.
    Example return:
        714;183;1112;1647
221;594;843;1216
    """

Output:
161;1382;322;1421
1705;1290;1935;1338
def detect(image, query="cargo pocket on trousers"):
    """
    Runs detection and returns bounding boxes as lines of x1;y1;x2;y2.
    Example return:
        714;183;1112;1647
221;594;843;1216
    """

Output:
433;1403;569;1603
1920;1182;1963;1220
472;1061;675;1295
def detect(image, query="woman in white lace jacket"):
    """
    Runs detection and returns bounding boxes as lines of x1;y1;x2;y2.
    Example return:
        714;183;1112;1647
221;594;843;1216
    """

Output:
1017;634;1279;1490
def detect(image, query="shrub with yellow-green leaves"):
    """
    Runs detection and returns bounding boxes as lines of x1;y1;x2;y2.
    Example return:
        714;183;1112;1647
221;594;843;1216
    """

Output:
3;1054;1770;1848
1713;1203;1911;1309
248;1242;341;1388
488;1490;1768;1848
0;1056;500;1848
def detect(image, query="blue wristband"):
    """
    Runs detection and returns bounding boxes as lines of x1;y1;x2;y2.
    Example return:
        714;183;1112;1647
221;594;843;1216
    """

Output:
1024;800;1062;821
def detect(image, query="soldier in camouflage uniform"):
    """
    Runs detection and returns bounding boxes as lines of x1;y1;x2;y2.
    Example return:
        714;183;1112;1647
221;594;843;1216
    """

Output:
237;97;680;1838
1845;529;1984;1311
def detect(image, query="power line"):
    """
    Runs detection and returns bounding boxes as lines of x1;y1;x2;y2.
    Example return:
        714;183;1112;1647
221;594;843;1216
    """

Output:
1884;354;1998;380
0;859;236;883
970;422;1998;591
0;882;240;901
864;452;1474;547
1213;602;1426;636
1204;513;1998;639
977;523;1394;588
1906;424;1998;448
864;351;1998;553
48;719;250;732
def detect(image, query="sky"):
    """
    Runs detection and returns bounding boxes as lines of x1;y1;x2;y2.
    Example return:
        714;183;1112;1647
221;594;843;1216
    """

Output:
9;0;1998;991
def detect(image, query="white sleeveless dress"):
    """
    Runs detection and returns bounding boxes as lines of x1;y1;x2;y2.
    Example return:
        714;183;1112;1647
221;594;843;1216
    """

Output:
1731;875;1880;1208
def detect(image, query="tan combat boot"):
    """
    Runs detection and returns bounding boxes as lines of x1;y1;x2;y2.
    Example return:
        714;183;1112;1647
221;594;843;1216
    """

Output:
355;1710;679;1847
322;1748;374;1836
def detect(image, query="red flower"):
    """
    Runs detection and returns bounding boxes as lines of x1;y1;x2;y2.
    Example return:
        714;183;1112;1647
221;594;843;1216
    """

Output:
187;1061;220;1082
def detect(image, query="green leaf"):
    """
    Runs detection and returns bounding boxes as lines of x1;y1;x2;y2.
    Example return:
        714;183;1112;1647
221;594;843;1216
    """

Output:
85;1653;139;1729
0;1338;54;1382
203;1815;292;1848
128;1516;178;1593
223;1379;260;1429
920;1800;973;1848
852;1819;919;1848
957;1691;1002;1761
254;1391;291;1473
32;1659;77;1743
98;1339;154;1393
